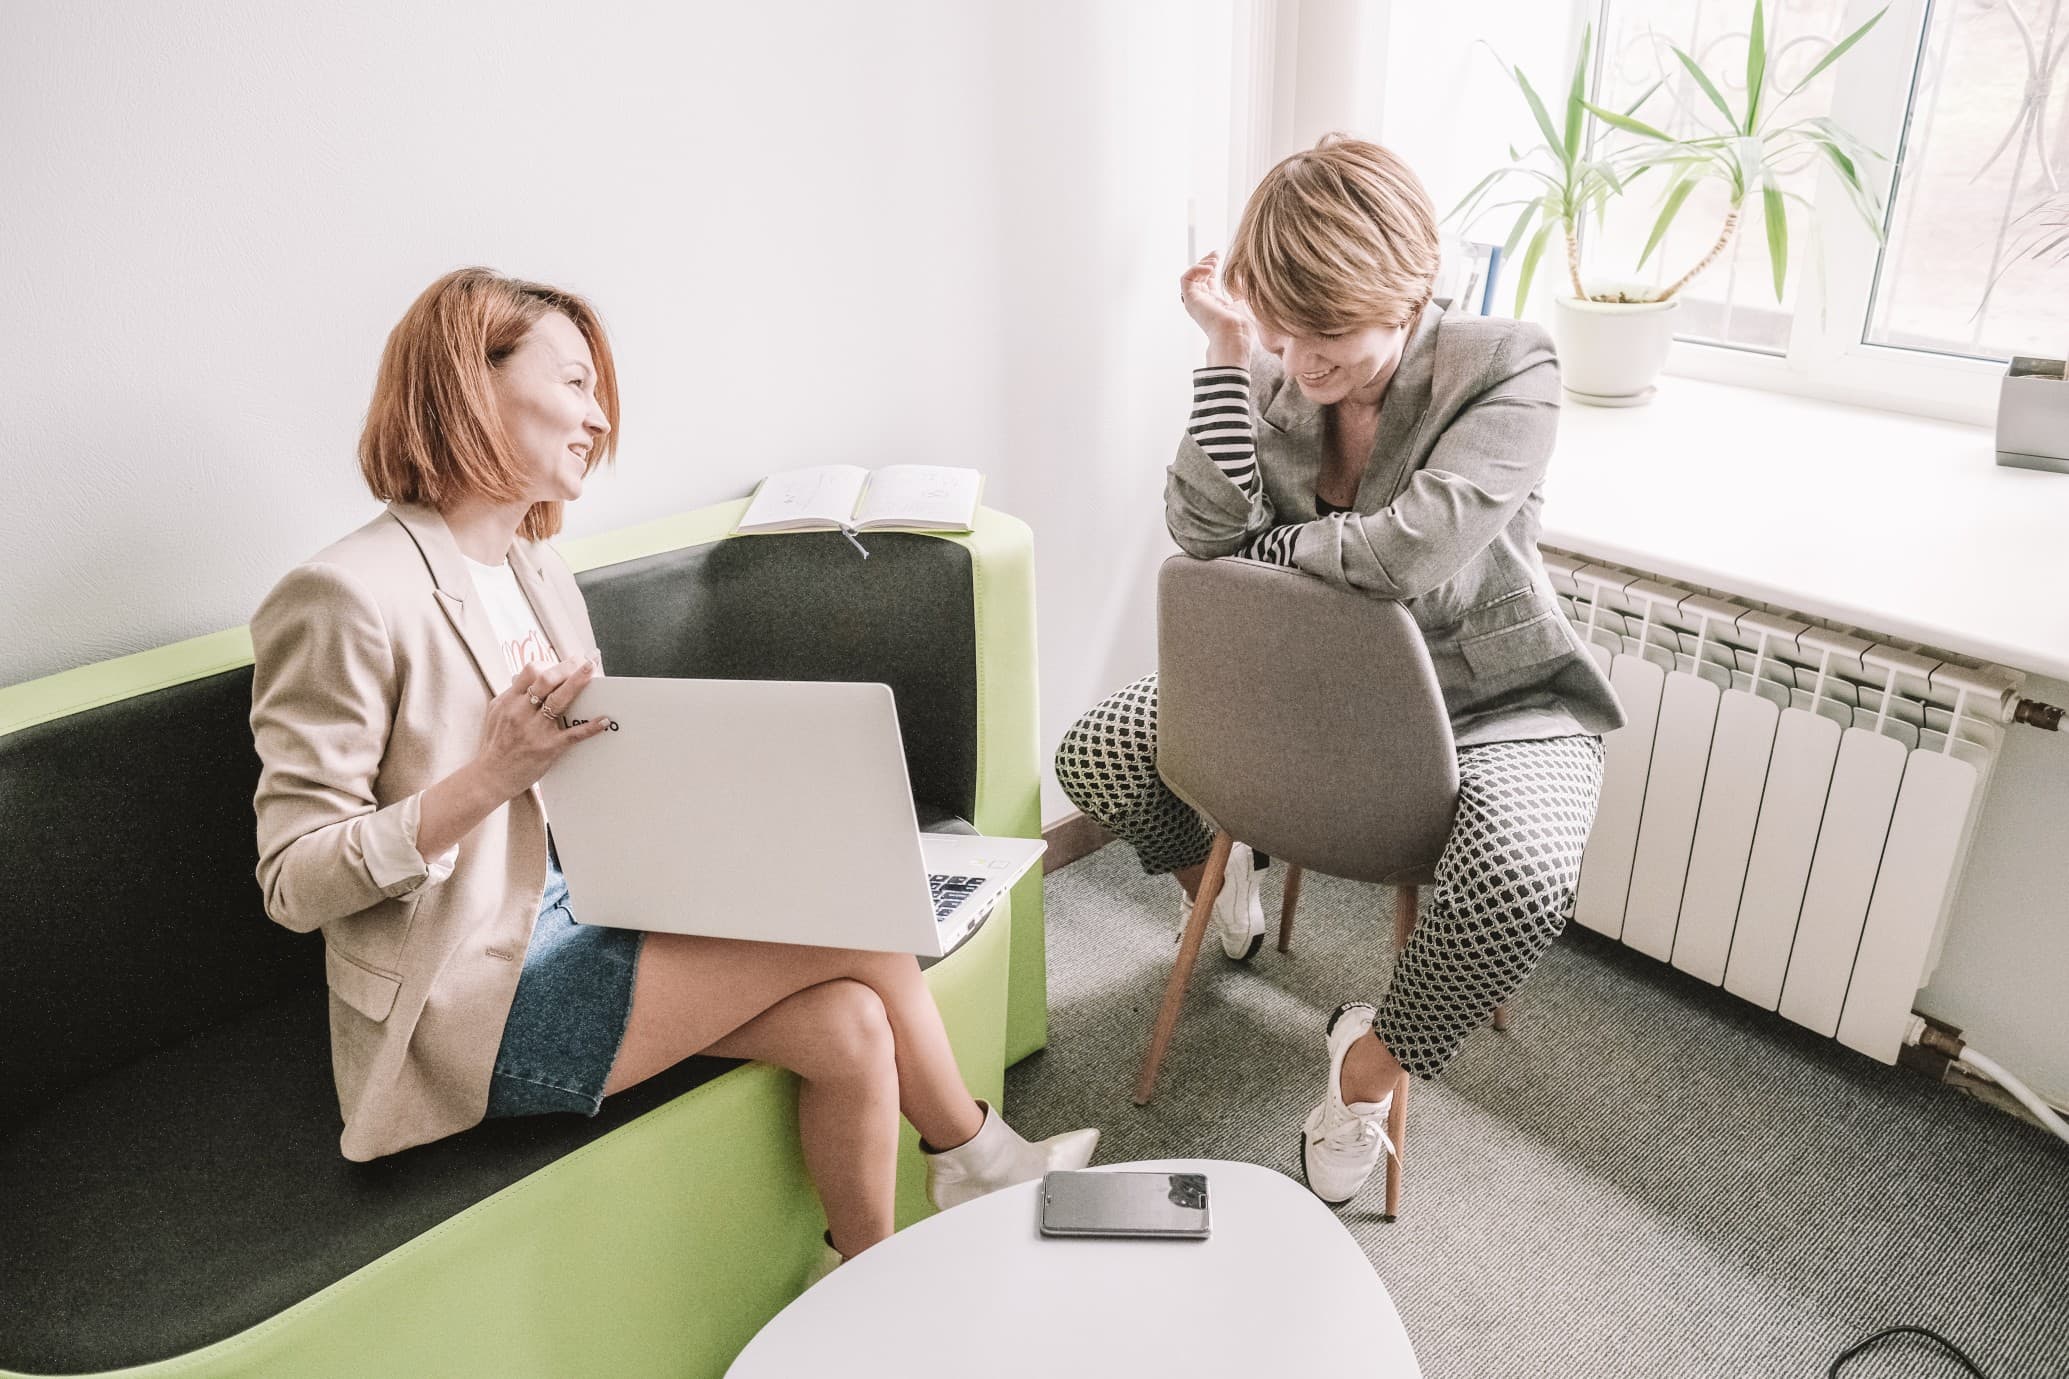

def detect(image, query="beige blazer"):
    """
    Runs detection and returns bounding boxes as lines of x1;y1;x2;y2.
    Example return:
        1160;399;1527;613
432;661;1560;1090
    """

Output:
248;501;599;1161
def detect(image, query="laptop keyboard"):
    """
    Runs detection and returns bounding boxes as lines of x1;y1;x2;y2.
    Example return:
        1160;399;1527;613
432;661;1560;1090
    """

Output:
929;873;987;922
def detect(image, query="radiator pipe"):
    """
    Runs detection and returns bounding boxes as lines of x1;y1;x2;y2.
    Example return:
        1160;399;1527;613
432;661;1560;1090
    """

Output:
1905;1015;2069;1148
1957;1047;2069;1148
2013;698;2062;730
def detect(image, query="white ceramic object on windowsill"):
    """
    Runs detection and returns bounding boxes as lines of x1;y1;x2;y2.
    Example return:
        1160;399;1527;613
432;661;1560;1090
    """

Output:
1996;357;2069;474
1548;297;1681;407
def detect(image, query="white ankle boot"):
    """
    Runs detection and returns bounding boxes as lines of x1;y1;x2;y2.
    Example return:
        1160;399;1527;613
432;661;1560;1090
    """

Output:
923;1101;1100;1211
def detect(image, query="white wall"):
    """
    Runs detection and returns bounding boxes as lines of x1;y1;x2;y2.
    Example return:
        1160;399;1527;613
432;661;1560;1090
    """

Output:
1918;672;2069;1107
982;4;1236;826
0;0;1224;700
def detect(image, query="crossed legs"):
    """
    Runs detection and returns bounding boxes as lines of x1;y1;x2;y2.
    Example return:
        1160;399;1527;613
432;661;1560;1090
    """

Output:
600;935;987;1258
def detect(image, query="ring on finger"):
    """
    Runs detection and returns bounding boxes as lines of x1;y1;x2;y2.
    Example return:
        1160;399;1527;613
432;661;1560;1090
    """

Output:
527;692;544;708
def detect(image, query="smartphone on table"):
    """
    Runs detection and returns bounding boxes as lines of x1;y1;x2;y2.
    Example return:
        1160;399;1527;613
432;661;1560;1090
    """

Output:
1038;1170;1211;1240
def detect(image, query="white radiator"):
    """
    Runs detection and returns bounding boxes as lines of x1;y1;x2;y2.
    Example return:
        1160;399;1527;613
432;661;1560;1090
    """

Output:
1541;549;2022;1064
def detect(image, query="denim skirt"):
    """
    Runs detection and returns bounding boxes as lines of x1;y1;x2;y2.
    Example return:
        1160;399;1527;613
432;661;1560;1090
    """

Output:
484;832;647;1119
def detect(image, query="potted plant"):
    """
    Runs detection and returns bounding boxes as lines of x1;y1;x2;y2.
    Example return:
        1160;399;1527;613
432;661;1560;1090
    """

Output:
1452;2;1891;404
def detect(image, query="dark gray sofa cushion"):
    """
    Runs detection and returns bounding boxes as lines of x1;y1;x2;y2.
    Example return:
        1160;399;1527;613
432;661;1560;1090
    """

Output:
577;530;977;824
0;996;736;1374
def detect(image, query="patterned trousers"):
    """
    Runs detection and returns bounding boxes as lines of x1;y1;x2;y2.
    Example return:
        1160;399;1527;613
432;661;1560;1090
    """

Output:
1055;673;1606;1078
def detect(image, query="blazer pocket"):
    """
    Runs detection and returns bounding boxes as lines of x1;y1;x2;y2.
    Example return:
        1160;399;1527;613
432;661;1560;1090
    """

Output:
326;944;402;1023
1458;611;1575;678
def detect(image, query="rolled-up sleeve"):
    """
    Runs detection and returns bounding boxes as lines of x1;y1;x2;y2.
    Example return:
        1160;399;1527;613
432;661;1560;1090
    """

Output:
250;562;455;933
1165;368;1279;558
1289;326;1560;599
362;790;459;895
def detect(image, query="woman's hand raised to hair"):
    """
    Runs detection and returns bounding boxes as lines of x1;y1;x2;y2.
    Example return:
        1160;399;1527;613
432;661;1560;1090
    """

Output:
1180;252;1256;368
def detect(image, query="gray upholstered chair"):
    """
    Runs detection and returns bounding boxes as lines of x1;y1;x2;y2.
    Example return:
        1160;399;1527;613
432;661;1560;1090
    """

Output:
1134;555;1469;1217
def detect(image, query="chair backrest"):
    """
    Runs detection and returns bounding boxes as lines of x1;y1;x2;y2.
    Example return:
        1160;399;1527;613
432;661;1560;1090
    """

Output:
1156;556;1459;885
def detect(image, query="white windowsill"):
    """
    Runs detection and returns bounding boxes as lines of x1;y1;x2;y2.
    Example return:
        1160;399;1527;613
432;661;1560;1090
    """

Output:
1540;378;2069;683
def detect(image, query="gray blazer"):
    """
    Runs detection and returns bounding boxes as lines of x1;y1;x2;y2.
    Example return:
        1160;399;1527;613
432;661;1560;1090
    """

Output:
1164;303;1626;747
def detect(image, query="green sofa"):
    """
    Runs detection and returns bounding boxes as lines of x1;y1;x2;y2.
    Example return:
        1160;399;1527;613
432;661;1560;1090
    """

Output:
0;500;1049;1378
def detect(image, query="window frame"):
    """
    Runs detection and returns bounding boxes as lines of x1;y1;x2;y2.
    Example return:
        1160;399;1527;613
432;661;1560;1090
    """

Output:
1596;0;2009;426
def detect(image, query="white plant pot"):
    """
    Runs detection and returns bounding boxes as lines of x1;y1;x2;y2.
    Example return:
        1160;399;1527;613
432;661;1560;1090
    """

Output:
1548;297;1680;406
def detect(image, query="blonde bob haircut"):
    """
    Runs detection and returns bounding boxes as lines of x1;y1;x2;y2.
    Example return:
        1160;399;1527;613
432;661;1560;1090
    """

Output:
359;267;620;543
1225;134;1442;336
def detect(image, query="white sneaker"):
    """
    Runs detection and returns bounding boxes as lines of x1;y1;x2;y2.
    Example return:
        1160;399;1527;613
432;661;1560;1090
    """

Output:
1298;1002;1397;1210
1177;842;1266;961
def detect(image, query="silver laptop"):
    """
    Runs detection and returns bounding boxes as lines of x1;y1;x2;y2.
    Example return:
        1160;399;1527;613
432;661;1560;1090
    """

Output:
539;677;1044;957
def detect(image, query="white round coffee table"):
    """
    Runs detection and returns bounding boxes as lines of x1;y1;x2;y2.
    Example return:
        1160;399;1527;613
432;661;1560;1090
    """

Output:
727;1158;1422;1377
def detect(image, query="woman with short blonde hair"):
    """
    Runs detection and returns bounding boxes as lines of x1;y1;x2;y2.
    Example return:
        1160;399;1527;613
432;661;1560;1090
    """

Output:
251;268;1096;1281
1057;136;1623;1211
1223;135;1442;334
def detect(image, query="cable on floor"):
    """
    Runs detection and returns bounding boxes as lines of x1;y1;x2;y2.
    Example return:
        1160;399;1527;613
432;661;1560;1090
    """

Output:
1828;1325;1988;1377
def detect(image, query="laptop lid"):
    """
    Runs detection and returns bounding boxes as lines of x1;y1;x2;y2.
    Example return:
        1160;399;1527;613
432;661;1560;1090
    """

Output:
540;677;946;954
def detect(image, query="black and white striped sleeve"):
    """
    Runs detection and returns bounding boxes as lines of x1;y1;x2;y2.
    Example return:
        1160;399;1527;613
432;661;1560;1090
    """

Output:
1187;367;1261;500
1241;522;1305;567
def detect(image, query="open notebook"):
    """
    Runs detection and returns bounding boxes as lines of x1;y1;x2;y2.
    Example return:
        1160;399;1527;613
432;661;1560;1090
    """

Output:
734;464;982;535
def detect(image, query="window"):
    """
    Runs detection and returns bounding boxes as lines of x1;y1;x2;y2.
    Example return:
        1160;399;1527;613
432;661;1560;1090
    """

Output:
1864;0;2066;361
1590;0;1859;354
1582;0;2068;421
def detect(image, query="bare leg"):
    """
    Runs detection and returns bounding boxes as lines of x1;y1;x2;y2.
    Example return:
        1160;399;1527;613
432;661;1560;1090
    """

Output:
1340;1031;1407;1104
700;980;900;1258
833;949;987;1152
1174;861;1206;900
598;933;985;1233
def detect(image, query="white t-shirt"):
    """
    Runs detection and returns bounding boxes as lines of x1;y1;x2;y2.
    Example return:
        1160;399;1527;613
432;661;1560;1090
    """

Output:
462;554;559;684
462;553;561;832
397;553;570;878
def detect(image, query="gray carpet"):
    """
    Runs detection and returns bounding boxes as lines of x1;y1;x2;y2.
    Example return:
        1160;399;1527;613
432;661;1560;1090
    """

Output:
1005;842;2069;1379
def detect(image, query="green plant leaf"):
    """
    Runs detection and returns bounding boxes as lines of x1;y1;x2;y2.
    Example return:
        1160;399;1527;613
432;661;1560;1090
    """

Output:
1622;79;1664;118
1810;139;1885;235
1514;219;1556;314
1582;101;1675;143
1792;7;1887;92
1811;135;1861;188
1516;69;1570;171
1564;24;1592;159
1672;45;1737;129
1804;115;1887;166
1761;176;1788;299
1445;167;1510;223
1503;199;1540;261
1746;0;1768;132
1639;177;1699;269
1725;135;1763;200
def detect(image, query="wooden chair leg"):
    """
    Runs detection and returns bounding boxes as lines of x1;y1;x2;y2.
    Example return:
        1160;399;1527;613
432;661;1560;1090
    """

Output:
1133;832;1234;1106
1391;885;1418;953
1276;863;1304;954
1491;1004;1511;1032
1381;1069;1409;1222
